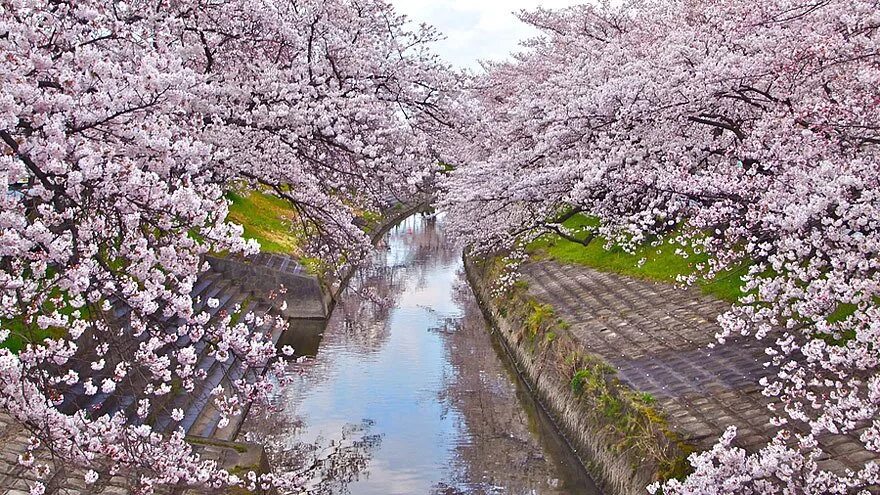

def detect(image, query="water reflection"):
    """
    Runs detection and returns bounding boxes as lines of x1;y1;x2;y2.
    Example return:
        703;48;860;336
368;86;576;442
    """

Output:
246;214;599;494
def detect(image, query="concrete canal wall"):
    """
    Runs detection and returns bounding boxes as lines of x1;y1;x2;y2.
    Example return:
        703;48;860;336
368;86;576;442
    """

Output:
463;255;663;495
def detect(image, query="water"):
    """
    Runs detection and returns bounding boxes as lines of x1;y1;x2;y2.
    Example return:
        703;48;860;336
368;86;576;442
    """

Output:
248;214;599;494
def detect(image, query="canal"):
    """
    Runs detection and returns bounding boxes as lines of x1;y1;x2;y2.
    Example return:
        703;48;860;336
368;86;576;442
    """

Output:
246;213;599;494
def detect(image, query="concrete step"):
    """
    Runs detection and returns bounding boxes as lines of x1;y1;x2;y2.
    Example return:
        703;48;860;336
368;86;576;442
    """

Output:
151;294;258;434
59;261;301;449
83;281;248;421
190;321;275;441
178;306;275;436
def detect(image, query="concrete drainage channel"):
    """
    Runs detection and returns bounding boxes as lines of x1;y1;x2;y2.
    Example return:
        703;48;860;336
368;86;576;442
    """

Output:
184;201;432;493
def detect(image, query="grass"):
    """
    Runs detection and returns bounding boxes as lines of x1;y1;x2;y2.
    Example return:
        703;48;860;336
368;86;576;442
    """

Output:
567;355;691;481
1;318;67;353
526;214;747;303
225;188;379;275
226;189;304;255
525;300;556;338
2;286;84;353
359;208;384;234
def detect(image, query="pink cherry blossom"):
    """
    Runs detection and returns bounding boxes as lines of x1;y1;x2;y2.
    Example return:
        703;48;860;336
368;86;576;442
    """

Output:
0;0;460;491
443;0;880;492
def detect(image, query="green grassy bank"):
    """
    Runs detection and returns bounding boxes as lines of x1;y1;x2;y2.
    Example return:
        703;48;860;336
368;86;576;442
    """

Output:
526;214;746;303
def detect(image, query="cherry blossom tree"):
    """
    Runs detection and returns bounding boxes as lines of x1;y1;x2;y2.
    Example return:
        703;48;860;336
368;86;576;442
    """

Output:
0;0;459;492
443;0;880;492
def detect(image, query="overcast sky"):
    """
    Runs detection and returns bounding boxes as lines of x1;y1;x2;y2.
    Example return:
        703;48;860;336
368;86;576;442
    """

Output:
390;0;583;71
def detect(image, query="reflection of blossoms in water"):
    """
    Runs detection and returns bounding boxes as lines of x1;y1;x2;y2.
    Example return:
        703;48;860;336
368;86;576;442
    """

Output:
335;273;397;353
334;213;454;352
438;271;590;494
431;482;470;494
242;213;593;494
248;418;382;495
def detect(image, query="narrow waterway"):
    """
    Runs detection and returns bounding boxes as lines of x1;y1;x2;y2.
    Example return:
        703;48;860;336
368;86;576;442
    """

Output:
248;214;599;494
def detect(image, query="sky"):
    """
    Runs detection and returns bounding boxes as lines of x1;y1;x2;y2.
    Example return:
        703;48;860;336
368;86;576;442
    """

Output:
390;0;583;71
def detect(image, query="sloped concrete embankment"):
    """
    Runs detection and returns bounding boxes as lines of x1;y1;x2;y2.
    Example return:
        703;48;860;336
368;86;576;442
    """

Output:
465;254;877;495
463;255;685;495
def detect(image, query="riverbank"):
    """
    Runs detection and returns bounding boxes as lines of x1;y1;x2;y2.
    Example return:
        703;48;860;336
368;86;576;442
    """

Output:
464;255;667;495
0;201;431;495
464;253;875;495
